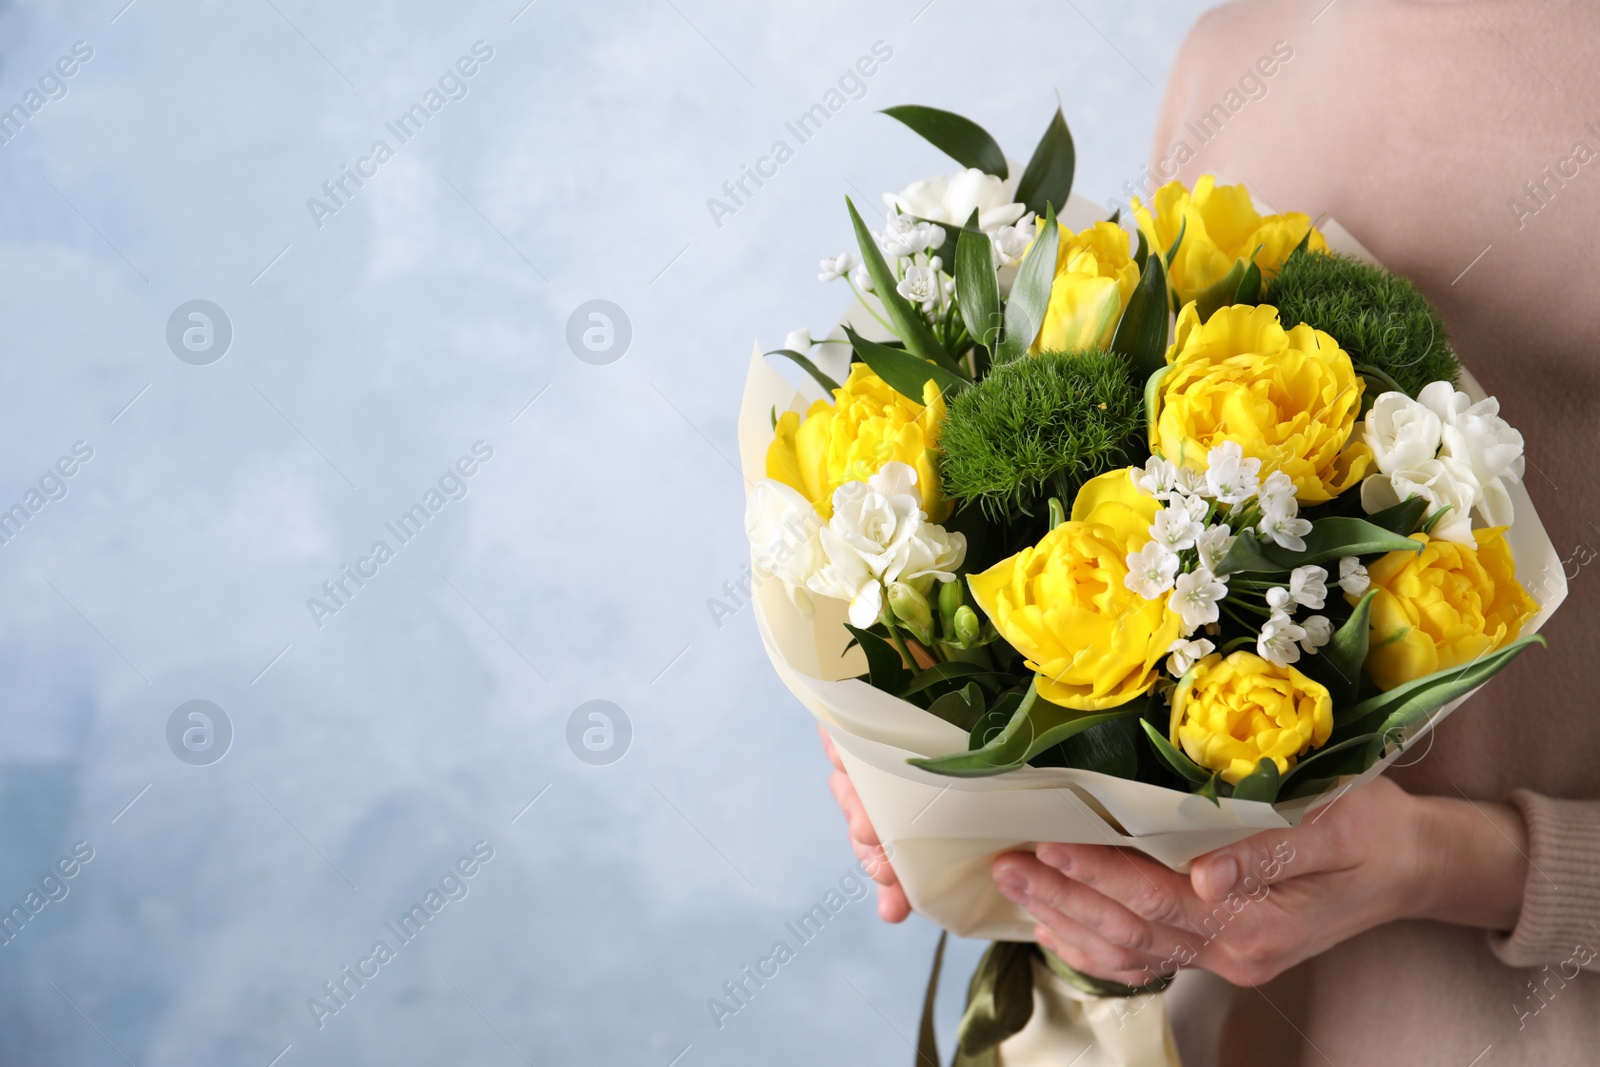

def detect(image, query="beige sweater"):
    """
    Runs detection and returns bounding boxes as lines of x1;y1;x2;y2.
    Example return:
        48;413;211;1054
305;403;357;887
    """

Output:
1144;2;1600;1062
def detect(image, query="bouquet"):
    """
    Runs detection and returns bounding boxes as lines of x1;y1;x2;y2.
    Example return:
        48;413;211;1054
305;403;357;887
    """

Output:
739;104;1565;1066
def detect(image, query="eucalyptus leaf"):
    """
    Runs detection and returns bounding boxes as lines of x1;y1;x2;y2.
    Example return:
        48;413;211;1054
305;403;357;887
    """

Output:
955;208;1003;352
844;325;970;403
845;624;907;693
763;348;840;394
881;105;1008;178
1014;106;1075;219
995;204;1059;364
845;197;956;371
1112;250;1171;381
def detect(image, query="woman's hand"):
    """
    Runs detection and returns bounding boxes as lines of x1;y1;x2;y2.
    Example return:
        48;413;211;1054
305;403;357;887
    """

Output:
819;724;911;922
990;776;1530;987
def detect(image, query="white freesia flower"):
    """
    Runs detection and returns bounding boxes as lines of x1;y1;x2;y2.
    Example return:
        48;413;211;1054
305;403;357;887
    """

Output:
1172;568;1228;633
896;262;940;311
745;479;825;614
1300;615;1333;653
817;251;861;283
1167;637;1215;678
1205;441;1261;505
1196;524;1237;573
1417;381;1525;527
1361;455;1479;546
1258;611;1306;667
1339;556;1370;597
885;168;1027;233
1152;497;1206;552
1364;391;1443;474
991;213;1036;268
1125;541;1179;599
783;328;812;353
805;463;965;629
1288;565;1329;610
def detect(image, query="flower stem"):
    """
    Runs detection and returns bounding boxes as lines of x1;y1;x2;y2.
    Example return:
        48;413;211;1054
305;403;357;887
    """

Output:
845;277;894;333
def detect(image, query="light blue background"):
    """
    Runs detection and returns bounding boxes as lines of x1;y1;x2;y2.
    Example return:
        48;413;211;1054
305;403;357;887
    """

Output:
0;1;1208;1062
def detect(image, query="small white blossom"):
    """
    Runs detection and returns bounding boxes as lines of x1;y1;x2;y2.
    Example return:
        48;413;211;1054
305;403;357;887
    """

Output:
1300;615;1333;653
850;261;874;292
1339;556;1370;597
1266;586;1292;612
783;328;812;353
1134;456;1178;498
1257;509;1313;552
1152;498;1206;552
896;263;940;311
990;213;1036;268
1258;611;1306;667
1205;441;1261;505
1287;565;1329;610
1257;470;1296;514
1166;637;1215;678
1172;568;1229;633
817;251;861;283
1196;524;1237;573
879;211;945;258
1125;541;1179;599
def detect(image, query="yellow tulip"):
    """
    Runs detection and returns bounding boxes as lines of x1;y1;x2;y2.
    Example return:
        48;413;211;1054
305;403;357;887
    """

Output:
1171;652;1333;785
1154;302;1372;503
1033;222;1140;353
968;469;1182;710
1131;176;1326;307
766;361;948;521
1359;528;1539;692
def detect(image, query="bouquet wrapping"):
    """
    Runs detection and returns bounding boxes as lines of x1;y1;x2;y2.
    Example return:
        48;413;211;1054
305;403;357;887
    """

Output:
741;106;1565;1065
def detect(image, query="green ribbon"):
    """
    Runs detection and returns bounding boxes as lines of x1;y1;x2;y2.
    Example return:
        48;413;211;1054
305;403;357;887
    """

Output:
914;938;1175;1067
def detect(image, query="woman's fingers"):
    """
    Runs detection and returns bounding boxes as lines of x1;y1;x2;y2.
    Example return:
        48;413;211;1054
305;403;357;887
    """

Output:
828;769;882;849
817;723;845;772
817;726;906;922
1035;843;1201;931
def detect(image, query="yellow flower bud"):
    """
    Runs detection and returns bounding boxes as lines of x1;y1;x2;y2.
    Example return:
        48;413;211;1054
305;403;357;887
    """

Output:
1033;222;1140;353
1171;652;1332;785
1359;528;1540;692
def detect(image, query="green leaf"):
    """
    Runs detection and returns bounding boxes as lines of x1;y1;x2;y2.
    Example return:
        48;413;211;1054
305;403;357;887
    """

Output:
1014;106;1075;219
1112;248;1171;381
912;680;1137;778
1366;496;1429;536
1143;363;1172;451
1213;529;1283;576
1132;227;1149;273
1193;258;1249;324
1278;734;1376;794
881;105;1007;178
845;624;907;693
1138;719;1211;785
1196;772;1221;806
1350;637;1547;757
955;208;1003;351
927;684;987;733
1263;517;1425;570
995;204;1059;365
1229;758;1281;803
901;660;1003;697
845;197;956;372
1163;216;1188;269
764;348;840;395
844;325;969;404
1298;590;1376;708
1234;260;1263;305
1420;504;1456;536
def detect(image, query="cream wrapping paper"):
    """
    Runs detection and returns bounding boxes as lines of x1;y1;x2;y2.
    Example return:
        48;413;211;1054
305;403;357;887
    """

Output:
740;196;1568;1063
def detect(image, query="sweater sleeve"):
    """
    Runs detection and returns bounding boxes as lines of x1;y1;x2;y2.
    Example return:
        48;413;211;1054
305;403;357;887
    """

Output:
1489;790;1600;969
